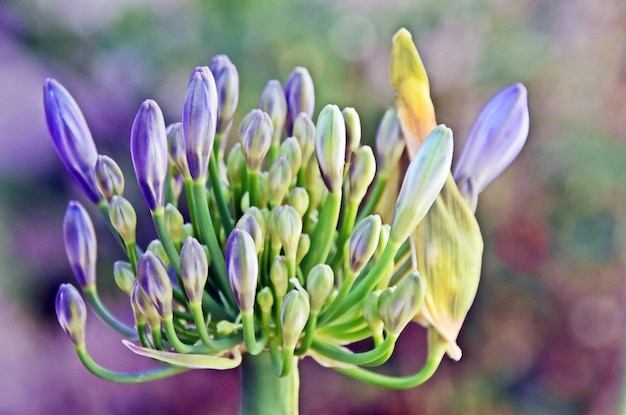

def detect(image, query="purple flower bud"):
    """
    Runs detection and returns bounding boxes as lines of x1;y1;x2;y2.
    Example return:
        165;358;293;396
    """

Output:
136;251;173;318
453;83;529;208
130;99;168;211
63;201;97;288
348;145;376;203
240;109;273;172
55;283;87;345
95;155;124;202
292;112;316;167
43;79;100;203
390;125;453;245
349;215;382;274
267;157;293;206
342;107;361;163
183;66;218;180
179;236;208;304
226;229;259;312
375;108;405;172
315;104;346;193
130;279;161;328
284;67;315;135
236;213;265;253
167;122;190;178
259;80;287;139
210;56;239;134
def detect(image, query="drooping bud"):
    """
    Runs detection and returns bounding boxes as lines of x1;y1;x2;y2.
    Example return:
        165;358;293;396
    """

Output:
130;99;169;211
210;55;239;135
259;79;287;146
43;78;100;203
390;125;453;245
278;137;303;176
342;107;361;164
167;122;190;178
179;236;208;304
136;251;173;318
267;157;293;206
306;264;334;313
348;215;382;274
236;213;265;253
284;67;315;135
164;203;184;245
182;66;218;180
240;109;273;172
55;283;87;345
63;201;96;288
292;112;316;167
270;255;289;298
113;260;135;296
453;83;529;211
348;145;376;203
378;271;426;336
314;104;346;193
108;195;137;244
288;187;309;218
375;108;405;172
281;289;310;350
226;229;259;313
95;155;124;201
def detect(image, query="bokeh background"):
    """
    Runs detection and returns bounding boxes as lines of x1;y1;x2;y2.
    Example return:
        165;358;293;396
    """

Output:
1;0;625;414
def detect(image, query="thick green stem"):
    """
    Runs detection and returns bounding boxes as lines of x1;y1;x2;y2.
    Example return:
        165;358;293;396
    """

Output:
240;351;299;415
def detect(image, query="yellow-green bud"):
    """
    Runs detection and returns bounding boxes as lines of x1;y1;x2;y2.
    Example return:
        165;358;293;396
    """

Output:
267;157;293;206
281;289;310;350
306;264;334;313
240;109;273;173
292;112;315;167
179;236;208;304
165;203;184;245
146;239;169;269
287;187;309;218
270;255;289;298
226;142;246;187
95;154;124;201
296;233;310;265
257;286;274;314
55;283;87;345
278;136;302;176
342;107;361;164
273;205;302;260
236;213;265;254
379;271;426;336
314;104;346;194
362;290;384;334
109;195;137;244
114;260;135;296
348;145;376;204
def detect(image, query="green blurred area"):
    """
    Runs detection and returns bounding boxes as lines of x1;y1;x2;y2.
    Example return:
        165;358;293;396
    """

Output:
1;0;624;414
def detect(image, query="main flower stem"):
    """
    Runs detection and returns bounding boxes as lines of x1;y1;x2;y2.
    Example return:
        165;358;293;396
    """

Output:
240;351;299;415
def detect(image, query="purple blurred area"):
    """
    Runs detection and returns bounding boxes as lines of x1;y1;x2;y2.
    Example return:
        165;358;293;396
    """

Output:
1;0;625;414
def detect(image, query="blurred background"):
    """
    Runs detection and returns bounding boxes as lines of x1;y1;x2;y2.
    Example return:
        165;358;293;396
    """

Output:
1;0;625;414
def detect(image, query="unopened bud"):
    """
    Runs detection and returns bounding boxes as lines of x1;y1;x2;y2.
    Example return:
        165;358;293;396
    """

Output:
281;289;310;350
348;215;382;274
236;213;265;253
95;155;124;201
379;271;425;336
285;67;315;135
259;79;287;145
226;229;259;313
164;203;184;245
292;112;315;167
167;122;190;178
342;107;361;164
296;233;310;265
240;109;273;172
278;137;302;175
180;236;208;304
348;145;376;203
55;283;87;345
63;201;97;288
268;157;293;206
137;251;173;318
210;55;239;135
114;260;135;296
362;290;383;334
146;239;169;269
109;195;137;244
314;104;346;193
287;187;309;218
306;264;334;313
270;255;289;298
375;108;405;172
257;287;274;314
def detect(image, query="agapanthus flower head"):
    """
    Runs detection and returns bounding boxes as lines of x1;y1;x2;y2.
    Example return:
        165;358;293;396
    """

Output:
55;283;87;345
210;55;239;135
43;78;101;203
63;201;97;288
130;99;169;211
453;83;529;210
183;66;218;180
285;67;315;135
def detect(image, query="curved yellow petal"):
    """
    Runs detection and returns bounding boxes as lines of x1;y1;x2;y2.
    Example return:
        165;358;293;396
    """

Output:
122;340;242;369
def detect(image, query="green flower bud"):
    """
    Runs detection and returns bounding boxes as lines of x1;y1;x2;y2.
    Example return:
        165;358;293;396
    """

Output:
165;203;184;245
348;215;382;274
314;104;346;193
146;239;169;269
95;154;124;201
390;125;453;245
236;213;265;254
342;107;361;164
257;286;274;314
292;112;315;167
270;255;289;298
109;195;137;244
55;283;87;345
226;143;246;186
182;223;194;240
179;236;208;304
362;290;384;334
287;187;309;218
114;260;135;296
240;109;273;172
272;205;302;260
374;224;390;261
348;145;376;204
278;136;302;176
296;233;310;265
226;229;259;313
267;157;293;206
306;264;334;313
379;271;426;336
375;108;404;172
281;289;310;350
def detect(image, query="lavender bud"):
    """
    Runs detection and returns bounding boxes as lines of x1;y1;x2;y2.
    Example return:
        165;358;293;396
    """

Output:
268;157;293;206
236;213;265;253
180;236;208;304
147;239;169;269
130;99;168;211
63;201;96;288
390;125;453;245
137;251;173;318
167;122;190;178
240;109;273;172
306;264;334;313
453;83;529;210
108;195;137;244
348;145;376;203
281;289;310;350
375;108;405;172
226;229;259;313
378;271;426;336
131;279;161;328
292;112;316;167
278;136;303;175
210;55;239;135
349;215;382;274
183;66;218;180
285;67;315;135
270;255;289;298
165;203;184;245
342;107;361;164
287;187;309;218
315;105;346;193
95;155;124;201
55;283;87;345
259;79;287;142
114;260;135;296
43;79;100;203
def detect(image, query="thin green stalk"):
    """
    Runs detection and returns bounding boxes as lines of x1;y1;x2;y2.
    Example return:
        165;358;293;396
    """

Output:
242;311;268;355
83;285;136;337
151;208;181;274
318;267;357;325
75;344;187;383
209;151;234;234
248;170;260;208
330;198;359;271
301;192;342;275
310;334;397;366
